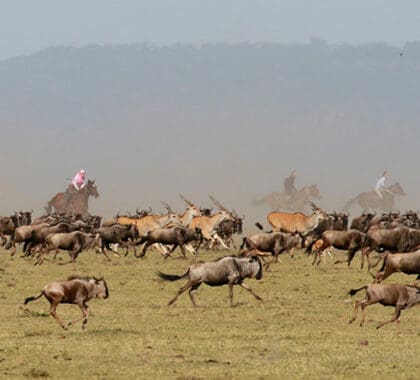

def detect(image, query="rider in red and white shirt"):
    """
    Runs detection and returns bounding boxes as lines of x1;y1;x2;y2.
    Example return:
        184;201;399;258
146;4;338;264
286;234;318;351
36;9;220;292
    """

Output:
71;169;86;190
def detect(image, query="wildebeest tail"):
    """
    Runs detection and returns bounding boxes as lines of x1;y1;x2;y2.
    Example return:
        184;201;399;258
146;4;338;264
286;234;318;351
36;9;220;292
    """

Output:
157;269;190;282
24;291;43;305
240;237;247;250
255;222;264;230
349;285;368;296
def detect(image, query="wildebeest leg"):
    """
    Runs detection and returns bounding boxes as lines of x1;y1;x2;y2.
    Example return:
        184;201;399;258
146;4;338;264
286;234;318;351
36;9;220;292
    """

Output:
168;280;192;306
347;248;357;267
239;281;263;303
138;241;152;258
67;302;89;329
376;305;403;329
349;299;364;325
228;283;235;307
188;283;201;306
359;299;378;326
49;300;67;330
163;243;179;259
179;244;188;258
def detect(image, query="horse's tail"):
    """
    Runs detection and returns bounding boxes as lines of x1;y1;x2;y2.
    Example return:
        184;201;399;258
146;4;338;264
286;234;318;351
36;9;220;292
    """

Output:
343;195;359;212
157;269;190;282
24;291;44;305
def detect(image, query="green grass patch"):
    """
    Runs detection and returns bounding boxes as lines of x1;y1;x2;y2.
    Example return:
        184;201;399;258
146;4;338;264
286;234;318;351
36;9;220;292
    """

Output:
1;247;419;379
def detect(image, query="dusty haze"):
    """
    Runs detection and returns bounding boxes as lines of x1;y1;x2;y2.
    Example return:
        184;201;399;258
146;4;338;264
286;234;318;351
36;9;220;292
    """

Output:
0;41;419;225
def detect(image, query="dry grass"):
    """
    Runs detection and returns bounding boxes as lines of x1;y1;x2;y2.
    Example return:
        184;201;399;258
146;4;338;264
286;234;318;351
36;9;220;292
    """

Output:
1;247;419;379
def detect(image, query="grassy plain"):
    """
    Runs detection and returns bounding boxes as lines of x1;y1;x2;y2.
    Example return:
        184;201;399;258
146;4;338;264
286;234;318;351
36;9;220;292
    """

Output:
0;247;419;379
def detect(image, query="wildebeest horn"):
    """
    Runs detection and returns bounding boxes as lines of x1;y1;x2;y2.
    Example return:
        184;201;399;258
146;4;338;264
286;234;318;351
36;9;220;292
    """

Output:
179;194;195;207
116;211;121;218
209;195;228;211
136;207;141;214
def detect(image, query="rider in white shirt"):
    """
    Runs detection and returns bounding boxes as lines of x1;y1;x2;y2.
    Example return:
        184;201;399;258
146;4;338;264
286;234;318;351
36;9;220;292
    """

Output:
374;171;388;199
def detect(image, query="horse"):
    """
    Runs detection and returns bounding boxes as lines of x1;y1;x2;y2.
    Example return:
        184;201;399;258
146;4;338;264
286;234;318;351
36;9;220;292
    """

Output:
343;182;405;213
24;275;109;330
46;180;99;215
253;184;322;212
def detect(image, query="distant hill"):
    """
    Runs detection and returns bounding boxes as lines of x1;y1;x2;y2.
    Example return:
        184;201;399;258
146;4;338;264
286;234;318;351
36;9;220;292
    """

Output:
0;41;419;217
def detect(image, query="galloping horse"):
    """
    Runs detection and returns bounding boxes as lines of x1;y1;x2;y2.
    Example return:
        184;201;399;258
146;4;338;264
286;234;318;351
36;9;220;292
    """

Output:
46;180;99;215
343;182;405;213
254;184;322;212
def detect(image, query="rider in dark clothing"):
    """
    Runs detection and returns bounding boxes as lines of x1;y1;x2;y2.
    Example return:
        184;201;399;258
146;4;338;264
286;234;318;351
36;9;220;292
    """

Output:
284;170;297;198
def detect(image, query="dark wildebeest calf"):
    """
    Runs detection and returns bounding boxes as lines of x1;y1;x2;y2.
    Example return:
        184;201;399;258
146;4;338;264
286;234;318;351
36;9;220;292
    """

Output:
157;256;263;307
348;283;420;329
24;275;109;329
372;251;420;283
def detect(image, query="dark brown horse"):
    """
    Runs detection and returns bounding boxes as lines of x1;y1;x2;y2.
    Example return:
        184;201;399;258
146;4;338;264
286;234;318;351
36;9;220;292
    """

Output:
254;184;322;212
46;180;99;215
343;182;405;213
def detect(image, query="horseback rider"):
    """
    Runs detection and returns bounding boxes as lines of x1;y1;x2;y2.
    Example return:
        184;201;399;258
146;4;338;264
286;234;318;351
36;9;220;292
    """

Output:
63;169;86;212
374;171;388;199
284;170;298;200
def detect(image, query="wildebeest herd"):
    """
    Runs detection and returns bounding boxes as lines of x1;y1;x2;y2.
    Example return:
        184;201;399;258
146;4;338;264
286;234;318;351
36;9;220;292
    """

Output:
1;195;420;330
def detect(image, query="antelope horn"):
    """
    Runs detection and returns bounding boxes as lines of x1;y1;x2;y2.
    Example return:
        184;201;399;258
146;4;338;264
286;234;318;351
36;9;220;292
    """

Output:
126;211;131;216
161;201;174;213
209;195;228;211
136;207;142;215
116;211;121;218
179;194;195;207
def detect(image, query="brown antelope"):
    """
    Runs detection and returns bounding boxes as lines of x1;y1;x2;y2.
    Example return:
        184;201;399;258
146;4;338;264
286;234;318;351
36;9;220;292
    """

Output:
116;207;177;237
177;194;202;226
189;195;234;249
267;201;327;236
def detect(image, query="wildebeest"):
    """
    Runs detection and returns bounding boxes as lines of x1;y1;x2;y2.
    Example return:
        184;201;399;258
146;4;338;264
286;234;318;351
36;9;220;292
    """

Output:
267;202;326;236
98;224;140;258
240;231;302;269
348;283;420;328
37;231;100;265
365;226;420;263
24;275;109;329
372;251;420;283
157;256;263;307
214;213;243;249
311;229;368;268
139;226;203;258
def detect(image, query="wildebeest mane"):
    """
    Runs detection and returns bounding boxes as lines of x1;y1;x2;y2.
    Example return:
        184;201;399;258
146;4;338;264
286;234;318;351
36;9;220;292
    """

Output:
66;275;96;282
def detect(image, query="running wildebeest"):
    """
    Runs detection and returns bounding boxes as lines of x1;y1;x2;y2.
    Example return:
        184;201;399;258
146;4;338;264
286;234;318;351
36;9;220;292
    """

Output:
240;231;302;269
311;229;368;268
348;283;420;329
24;275;109;330
371;251;420;283
157;256;263;307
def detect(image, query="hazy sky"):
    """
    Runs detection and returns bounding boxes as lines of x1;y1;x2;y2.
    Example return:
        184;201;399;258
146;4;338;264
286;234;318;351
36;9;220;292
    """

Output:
1;1;420;61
